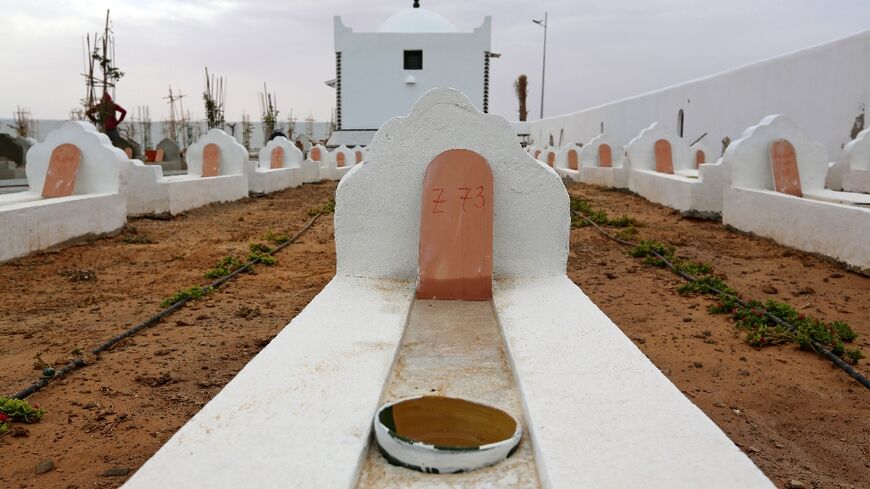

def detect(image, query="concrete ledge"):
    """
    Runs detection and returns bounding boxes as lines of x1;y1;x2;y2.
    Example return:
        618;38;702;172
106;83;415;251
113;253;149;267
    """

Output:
579;166;629;189
123;276;415;489
724;187;870;273
163;174;249;215
0;192;126;262
493;276;774;489
629;164;724;214
246;162;303;194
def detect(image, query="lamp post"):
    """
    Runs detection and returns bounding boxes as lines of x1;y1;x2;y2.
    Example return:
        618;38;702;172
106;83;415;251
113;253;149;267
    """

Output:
533;12;548;119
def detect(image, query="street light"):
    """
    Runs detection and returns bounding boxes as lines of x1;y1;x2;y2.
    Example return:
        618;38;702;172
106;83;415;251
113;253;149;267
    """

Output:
533;12;548;119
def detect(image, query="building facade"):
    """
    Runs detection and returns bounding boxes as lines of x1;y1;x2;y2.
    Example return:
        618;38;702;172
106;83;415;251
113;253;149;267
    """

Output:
328;2;492;146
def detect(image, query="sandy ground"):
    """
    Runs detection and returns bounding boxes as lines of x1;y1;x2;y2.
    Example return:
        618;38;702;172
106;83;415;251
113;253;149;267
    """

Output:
0;180;867;488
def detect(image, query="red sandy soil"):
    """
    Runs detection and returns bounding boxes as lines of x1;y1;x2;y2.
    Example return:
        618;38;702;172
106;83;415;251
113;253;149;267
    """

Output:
565;183;869;489
0;180;867;488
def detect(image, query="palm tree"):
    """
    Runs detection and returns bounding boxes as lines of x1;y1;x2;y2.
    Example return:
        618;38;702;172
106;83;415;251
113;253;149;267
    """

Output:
514;74;529;122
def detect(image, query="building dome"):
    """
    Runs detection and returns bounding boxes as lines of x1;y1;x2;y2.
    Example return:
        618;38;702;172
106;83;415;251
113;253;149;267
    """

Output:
377;7;457;33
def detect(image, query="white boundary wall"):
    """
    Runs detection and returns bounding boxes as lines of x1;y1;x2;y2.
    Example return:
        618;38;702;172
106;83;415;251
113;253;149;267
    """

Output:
520;30;870;163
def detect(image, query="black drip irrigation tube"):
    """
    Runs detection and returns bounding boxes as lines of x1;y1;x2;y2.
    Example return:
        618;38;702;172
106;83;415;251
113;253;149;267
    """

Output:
9;212;324;400
572;209;870;391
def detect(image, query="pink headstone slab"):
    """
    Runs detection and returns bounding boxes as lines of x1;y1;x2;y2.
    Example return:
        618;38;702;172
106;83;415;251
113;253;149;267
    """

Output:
534;150;541;160
355;150;363;164
546;152;555;167
202;143;220;177
695;149;706;168
336;152;346;167
155;148;165;163
124;147;133;159
770;139;802;197
42;143;81;198
270;146;285;169
599;144;613;168
310;147;321;162
654;139;674;174
417;149;493;301
568;149;579;170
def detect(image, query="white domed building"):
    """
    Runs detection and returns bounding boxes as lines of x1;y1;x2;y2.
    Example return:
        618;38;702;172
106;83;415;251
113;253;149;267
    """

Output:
327;1;493;146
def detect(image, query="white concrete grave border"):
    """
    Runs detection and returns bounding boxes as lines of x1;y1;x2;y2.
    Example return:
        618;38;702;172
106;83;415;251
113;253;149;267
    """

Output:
123;89;774;489
246;136;303;194
125;128;249;216
0;121;128;262
627;122;725;216
722;114;870;272
578;133;630;188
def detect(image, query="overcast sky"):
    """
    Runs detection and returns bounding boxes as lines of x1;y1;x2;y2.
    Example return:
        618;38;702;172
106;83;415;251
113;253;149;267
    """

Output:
2;0;869;123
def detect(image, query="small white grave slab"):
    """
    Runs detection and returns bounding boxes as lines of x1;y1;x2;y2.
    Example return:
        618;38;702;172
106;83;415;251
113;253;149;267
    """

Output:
578;133;630;189
247;136;302;194
320;145;354;181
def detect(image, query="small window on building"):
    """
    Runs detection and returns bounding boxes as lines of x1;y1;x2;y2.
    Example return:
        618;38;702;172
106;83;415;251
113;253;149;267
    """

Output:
404;50;423;70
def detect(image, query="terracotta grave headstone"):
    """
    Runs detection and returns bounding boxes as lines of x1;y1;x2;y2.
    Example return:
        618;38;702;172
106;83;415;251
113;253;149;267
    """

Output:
336;151;346;167
417;149;493;301
355;150;364;164
534;150;541;160
310;147;321;162
654;139;674;174
770;139;802;197
546;151;555;167
42;143;81;198
568;149;579;170
155;148;164;163
695;149;706;168
270;146;285;169
124;147;133;159
599;144;613;168
202;143;220;177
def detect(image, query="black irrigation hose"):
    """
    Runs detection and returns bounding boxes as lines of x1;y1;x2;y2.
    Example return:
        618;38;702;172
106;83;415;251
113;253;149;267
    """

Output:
9;212;324;400
572;209;870;391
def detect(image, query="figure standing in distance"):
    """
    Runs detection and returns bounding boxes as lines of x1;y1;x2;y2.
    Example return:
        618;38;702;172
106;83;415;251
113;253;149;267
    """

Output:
86;92;127;146
268;129;287;142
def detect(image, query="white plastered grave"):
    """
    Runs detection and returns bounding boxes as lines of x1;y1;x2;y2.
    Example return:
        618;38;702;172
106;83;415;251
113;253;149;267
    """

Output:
841;127;870;194
246;136;303;194
123;89;774;489
578;133;630;189
320;145;354;181
126;129;249;216
301;144;325;183
553;144;580;181
0;121;128;262
722;114;870;273
627;122;725;216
